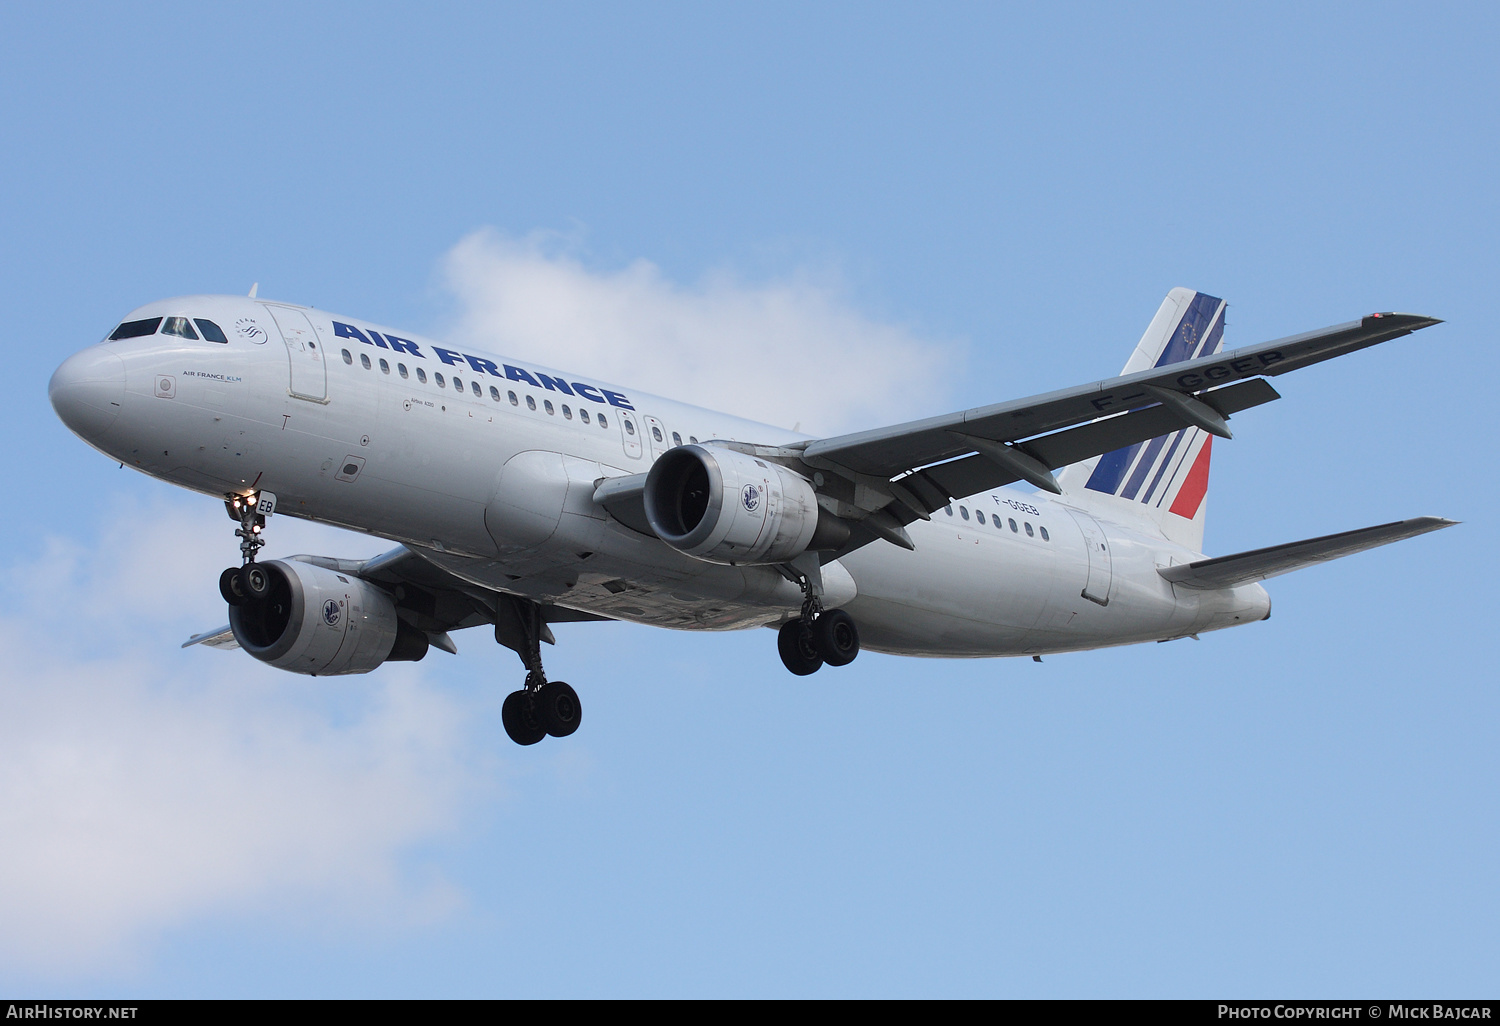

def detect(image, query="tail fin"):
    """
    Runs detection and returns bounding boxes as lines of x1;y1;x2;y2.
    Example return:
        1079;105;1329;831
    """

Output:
1056;288;1227;551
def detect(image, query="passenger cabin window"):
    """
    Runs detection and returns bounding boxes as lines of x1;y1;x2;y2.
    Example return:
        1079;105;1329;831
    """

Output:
672;431;682;446
580;408;590;424
689;436;698;444
490;385;501;401
562;404;572;420
651;426;663;442
162;317;198;340
598;414;608;428
544;400;555;415
399;363;409;378
434;373;445;387
945;506;953;516
342;349;353;365
379;358;390;374
508;391;518;406
1009;518;1018;532
417;368;427;383
452;376;462;391
360;353;371;369
526;395;536;411
975;510;986;525
108;317;162;340
471;380;481;397
960;506;970;520
1025;522;1034;537
194;318;228;343
1040;527;1050;541
624;419;636;435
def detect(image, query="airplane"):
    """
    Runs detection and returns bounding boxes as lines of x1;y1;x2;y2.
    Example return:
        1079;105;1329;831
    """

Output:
48;286;1454;745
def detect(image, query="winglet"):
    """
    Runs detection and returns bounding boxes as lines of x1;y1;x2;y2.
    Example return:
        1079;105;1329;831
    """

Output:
248;282;259;298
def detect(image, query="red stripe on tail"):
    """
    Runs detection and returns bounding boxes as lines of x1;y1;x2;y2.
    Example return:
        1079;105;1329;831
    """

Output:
1169;436;1212;520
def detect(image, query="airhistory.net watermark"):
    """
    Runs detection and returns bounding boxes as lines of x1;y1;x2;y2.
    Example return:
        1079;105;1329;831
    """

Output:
5;1007;137;1020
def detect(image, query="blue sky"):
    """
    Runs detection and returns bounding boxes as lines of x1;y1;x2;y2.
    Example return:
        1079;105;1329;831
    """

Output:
0;1;1494;997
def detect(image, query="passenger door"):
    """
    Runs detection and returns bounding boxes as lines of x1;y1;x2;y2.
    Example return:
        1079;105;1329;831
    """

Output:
264;305;328;402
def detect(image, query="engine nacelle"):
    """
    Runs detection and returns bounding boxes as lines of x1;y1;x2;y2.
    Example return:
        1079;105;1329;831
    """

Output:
643;444;846;565
228;559;429;675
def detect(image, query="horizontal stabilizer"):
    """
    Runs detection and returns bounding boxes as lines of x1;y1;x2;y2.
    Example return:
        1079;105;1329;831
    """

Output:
1159;517;1456;590
182;624;239;650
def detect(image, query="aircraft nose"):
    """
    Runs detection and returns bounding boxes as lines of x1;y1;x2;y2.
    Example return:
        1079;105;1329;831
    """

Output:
50;345;126;442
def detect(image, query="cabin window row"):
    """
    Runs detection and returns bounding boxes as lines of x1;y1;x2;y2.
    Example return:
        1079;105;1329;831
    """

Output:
944;504;1049;541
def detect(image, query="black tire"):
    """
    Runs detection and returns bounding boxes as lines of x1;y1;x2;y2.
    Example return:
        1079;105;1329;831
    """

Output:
242;563;274;600
535;681;582;737
812;608;860;667
777;619;823;676
219;567;248;606
501;690;547;746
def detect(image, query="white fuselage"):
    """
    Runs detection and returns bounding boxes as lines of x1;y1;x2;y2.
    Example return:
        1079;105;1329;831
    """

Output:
52;295;1270;657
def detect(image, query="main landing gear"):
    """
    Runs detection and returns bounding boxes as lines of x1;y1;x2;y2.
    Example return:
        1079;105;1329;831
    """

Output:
776;555;860;676
218;491;275;607
494;595;582;746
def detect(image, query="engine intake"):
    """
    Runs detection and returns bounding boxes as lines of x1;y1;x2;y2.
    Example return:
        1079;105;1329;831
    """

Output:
642;445;848;565
228;559;428;675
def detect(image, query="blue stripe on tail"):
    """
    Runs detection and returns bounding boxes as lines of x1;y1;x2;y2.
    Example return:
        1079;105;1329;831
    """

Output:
1085;292;1225;499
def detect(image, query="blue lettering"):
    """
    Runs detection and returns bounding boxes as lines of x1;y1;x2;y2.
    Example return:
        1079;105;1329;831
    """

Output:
535;373;574;396
333;322;376;346
505;365;542;388
434;347;466;367
383;335;423;357
572;382;606;404
465;354;502;377
601;389;635;410
366;331;390;349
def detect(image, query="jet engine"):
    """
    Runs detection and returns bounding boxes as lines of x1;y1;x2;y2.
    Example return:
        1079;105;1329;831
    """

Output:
642;444;849;565
228;559;429;675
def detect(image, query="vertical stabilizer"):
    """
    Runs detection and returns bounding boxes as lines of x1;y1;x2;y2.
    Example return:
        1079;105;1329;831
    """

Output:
1056;288;1226;552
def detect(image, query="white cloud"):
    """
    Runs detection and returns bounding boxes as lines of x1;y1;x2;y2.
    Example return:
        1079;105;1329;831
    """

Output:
0;499;492;975
438;228;962;435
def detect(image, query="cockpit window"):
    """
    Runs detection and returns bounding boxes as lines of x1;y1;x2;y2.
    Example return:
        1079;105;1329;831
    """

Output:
162;317;199;340
108;317;162;340
194;318;228;343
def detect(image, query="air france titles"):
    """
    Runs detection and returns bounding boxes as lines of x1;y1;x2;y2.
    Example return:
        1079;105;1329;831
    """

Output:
331;322;635;410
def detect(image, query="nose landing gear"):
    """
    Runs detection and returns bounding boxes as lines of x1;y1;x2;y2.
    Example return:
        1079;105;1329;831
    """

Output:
218;491;276;606
494;594;583;746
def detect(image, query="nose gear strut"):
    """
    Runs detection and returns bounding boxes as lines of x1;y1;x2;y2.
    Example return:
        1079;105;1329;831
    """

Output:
219;491;277;606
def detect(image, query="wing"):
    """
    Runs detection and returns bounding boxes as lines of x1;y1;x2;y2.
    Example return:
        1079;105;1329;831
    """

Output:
1158;517;1456;591
781;312;1439;550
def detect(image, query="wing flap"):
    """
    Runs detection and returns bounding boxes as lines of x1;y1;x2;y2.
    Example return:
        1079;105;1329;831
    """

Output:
1159;517;1456;590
